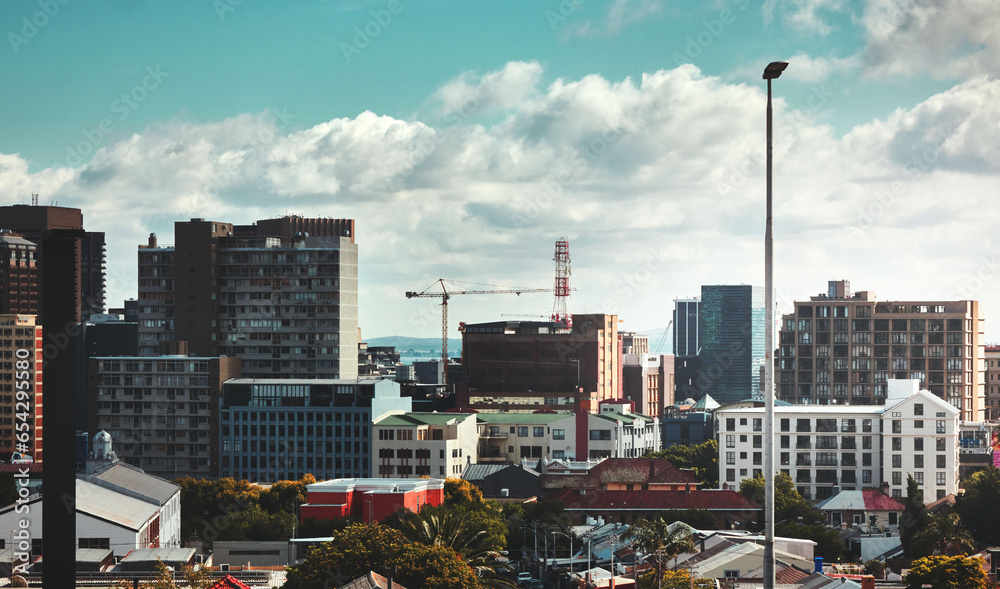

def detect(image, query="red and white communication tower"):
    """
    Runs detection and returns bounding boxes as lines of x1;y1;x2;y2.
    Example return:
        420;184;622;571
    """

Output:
551;237;572;330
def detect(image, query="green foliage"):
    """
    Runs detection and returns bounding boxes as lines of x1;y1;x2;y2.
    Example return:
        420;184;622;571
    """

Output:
645;439;719;488
444;478;484;505
284;522;482;589
905;555;988;589
956;466;1000;545
900;475;930;559
909;512;975;558
284;523;407;589
398;503;505;558
738;472;822;525
636;569;697;589
775;521;844;562
129;559;212;589
621;517;695;579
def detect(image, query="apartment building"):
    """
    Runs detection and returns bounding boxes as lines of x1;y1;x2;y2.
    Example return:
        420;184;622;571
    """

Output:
0;314;42;461
372;412;478;478
622;352;672;418
0;233;38;315
219;378;410;481
137;216;358;379
476;412;575;463
776;280;985;421
716;380;960;502
88;351;241;479
985;346;1000;421
588;400;662;459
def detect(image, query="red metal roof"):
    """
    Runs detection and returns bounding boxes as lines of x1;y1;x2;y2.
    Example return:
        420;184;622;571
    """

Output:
862;490;905;511
208;575;252;589
551;488;762;511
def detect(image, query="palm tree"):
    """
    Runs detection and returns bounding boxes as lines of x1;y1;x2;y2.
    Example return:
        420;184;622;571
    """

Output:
621;518;696;586
910;512;976;557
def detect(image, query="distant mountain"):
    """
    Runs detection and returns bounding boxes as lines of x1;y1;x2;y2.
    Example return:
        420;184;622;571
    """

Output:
363;336;462;356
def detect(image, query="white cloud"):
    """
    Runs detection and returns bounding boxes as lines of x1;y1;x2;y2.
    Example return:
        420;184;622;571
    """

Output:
8;63;1000;340
861;0;1000;78
565;0;664;38
762;0;850;35
428;61;544;120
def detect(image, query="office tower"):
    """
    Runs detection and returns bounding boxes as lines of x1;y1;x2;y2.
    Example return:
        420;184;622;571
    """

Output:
776;280;985;421
698;285;766;404
456;313;621;413
80;231;107;317
137;216;359;379
75;314;140;432
673;298;702;400
88;350;241;479
220;378;410;481
0;315;43;461
622;353;672;417
0;232;38;315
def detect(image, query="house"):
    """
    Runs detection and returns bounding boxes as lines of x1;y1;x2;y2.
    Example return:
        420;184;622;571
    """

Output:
299;478;444;523
816;489;904;532
541;457;701;493
550;487;760;528
338;571;409;589
462;463;541;499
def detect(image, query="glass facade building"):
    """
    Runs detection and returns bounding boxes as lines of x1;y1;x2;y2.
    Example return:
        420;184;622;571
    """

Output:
698;285;765;404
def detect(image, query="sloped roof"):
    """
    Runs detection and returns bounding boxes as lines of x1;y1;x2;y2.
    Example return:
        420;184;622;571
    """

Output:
927;493;956;514
208;575;253;589
690;395;720;411
476;413;571;424
815;490;903;512
87;462;179;505
463;463;535;482
339;571;409;589
375;412;476;426
586;458;701;486
76;479;159;531
552;489;761;511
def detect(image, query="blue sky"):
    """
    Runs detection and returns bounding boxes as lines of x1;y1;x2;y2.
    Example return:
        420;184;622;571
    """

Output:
2;0;999;342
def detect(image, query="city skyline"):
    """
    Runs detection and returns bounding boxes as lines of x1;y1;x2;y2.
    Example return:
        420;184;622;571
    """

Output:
2;1;998;342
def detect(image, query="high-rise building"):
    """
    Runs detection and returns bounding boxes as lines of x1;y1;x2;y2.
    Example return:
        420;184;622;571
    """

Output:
673;298;702;400
0;315;43;462
0;205;106;322
698;285;766;405
88;351;241;479
456;313;621;413
776;280;985;421
622;353;672;417
0;232;38;315
985;346;1000;422
137;216;359;379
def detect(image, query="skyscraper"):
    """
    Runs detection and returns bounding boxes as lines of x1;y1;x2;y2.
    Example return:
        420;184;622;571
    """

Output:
0;232;38;315
137;216;358;379
697;285;766;405
673;298;702;401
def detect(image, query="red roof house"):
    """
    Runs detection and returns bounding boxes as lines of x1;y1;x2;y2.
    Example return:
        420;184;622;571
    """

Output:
550;487;761;529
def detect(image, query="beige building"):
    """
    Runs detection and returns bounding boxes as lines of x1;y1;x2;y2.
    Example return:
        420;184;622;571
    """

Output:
0;315;42;462
985;346;1000;421
372;412;478;478
777;280;985;421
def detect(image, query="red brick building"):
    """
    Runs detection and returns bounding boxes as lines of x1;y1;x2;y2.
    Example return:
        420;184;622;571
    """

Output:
550;487;761;529
299;478;444;523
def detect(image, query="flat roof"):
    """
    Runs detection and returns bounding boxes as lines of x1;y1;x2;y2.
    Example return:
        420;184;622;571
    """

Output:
375;412;476;426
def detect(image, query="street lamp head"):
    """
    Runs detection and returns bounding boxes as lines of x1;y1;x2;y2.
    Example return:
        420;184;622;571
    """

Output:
763;61;789;80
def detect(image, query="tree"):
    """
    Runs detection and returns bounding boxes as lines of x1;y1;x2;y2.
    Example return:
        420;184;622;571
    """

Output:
621;517;696;580
444;478;484;506
284;523;407;589
645;439;719;488
863;559;885;578
738;472;822;525
655;510;715;530
900;475;930;559
775;521;844;562
284;522;483;589
174;477;262;542
909;512;975;558
905;555;988;589
956;466;1000;545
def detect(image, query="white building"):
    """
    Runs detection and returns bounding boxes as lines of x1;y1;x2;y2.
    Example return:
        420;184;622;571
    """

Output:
0;462;181;558
587;401;662;459
476;413;576;462
716;380;960;502
372;412;478;478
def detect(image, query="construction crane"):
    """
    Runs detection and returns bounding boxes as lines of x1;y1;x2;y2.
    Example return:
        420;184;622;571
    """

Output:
405;279;552;366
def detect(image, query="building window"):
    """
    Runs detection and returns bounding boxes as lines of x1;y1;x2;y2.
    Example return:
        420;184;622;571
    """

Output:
937;455;946;468
892;438;902;451
780;418;790;432
753;435;762;448
79;538;110;550
752;452;762;465
892;472;901;485
914;438;923;451
796;419;811;432
726;452;736;465
914;472;924;484
726;469;735;482
914;455;923;468
892;455;901;468
892;420;902;434
552;429;565;440
937;438;946;451
936;420;946;434
533;427;544;437
937;472;947;486
862;470;872;484
518;427;528;437
753;418;762;431
589;430;611;441
726;435;735;448
726;418;735;431
914;420;923;429
914;403;924;416
862;419;872;433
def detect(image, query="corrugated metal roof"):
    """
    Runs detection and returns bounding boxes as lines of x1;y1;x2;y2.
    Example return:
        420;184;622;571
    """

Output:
816;490;904;512
462;463;515;481
88;463;179;505
77;479;158;530
476;413;571;424
375;412;476;426
553;488;761;511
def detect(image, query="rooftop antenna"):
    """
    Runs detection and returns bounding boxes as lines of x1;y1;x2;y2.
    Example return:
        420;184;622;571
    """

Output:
31;193;38;206
551;238;572;330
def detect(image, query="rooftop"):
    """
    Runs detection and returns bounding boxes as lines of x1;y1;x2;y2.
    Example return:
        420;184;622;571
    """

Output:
375;412;476;426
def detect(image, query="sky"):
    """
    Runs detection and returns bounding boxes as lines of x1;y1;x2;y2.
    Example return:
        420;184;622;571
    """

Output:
1;0;999;346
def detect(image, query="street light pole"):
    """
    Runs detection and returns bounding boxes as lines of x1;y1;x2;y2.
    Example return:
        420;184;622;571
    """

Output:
762;59;789;589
